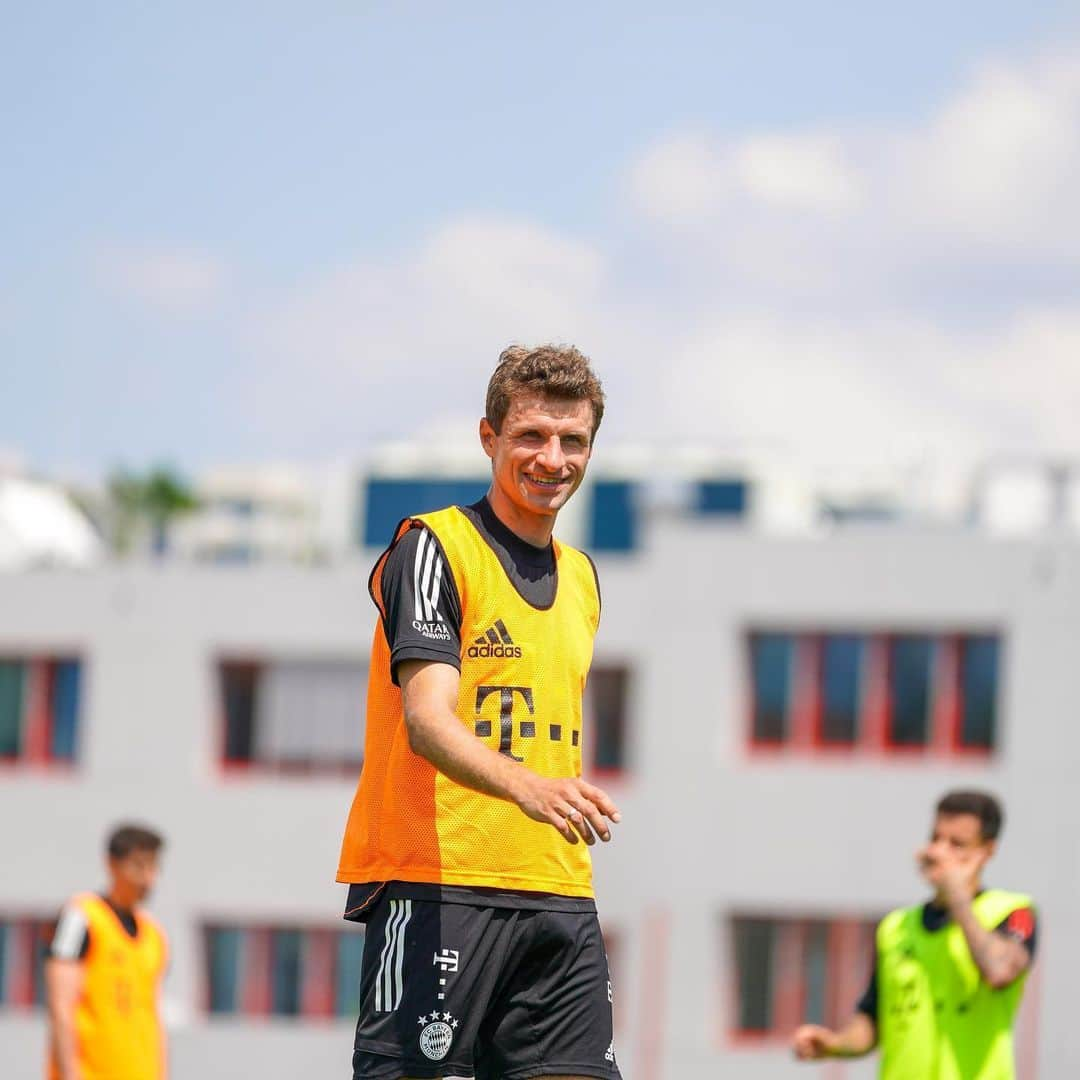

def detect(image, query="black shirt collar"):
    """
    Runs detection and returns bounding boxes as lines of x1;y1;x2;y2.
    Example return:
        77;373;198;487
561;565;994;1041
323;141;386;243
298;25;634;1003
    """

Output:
468;497;554;568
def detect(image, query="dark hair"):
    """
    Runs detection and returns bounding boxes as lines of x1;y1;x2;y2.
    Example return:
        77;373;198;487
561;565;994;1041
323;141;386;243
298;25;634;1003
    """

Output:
936;790;1003;841
107;824;164;860
485;344;605;441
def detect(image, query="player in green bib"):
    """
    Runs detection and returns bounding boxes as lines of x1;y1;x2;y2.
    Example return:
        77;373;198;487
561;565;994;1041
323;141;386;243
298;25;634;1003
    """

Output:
792;791;1037;1079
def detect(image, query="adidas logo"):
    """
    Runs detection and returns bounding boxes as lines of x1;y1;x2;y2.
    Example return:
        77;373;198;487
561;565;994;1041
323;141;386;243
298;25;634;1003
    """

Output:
466;619;523;659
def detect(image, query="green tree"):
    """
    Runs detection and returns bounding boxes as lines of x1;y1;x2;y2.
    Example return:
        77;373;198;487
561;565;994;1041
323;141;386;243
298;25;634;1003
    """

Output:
106;467;199;556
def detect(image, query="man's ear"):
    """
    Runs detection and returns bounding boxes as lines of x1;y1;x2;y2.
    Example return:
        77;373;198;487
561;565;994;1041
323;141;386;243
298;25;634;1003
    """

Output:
479;417;497;459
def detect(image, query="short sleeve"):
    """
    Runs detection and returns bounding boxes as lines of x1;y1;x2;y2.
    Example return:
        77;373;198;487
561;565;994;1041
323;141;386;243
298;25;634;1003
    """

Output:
49;904;90;961
996;906;1037;961
378;526;463;685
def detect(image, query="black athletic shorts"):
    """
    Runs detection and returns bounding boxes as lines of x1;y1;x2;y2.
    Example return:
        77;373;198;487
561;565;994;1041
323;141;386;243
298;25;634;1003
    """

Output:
351;893;621;1079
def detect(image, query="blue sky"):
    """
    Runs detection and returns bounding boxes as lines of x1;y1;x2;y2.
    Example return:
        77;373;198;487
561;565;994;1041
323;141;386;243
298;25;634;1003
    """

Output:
4;3;1080;476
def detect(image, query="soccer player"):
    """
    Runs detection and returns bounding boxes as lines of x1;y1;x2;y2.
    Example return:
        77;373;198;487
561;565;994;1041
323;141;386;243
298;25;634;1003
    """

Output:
792;790;1036;1079
45;824;168;1080
337;344;622;1080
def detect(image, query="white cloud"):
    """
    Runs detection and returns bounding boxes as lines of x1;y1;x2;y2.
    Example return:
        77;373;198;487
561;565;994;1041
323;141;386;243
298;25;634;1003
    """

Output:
631;46;1080;263
905;55;1080;248
732;134;863;212
96;247;228;314
234;44;1080;469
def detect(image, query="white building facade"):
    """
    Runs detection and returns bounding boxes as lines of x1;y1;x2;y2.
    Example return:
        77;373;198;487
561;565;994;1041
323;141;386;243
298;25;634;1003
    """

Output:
0;505;1074;1078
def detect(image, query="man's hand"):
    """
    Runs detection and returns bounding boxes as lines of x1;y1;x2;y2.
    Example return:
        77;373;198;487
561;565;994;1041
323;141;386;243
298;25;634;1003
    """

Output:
514;774;621;845
793;1014;876;1061
792;1024;837;1060
917;843;979;903
400;661;622;845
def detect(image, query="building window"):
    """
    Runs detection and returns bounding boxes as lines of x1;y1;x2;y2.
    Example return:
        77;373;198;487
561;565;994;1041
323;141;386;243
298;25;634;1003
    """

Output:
695;479;749;518
588;481;638;553
747;631;1001;756
819;635;862;745
361;478;489;549
0;916;53;1009
959;636;999;750
0;658;82;765
219;659;367;773
204;923;365;1019
750;634;795;744
732;917;776;1031
729;914;876;1039
586;665;631;773
888;636;935;747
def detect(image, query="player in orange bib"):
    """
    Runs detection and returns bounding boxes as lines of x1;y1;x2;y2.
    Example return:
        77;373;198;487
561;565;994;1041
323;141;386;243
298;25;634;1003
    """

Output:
45;824;168;1080
338;344;622;1079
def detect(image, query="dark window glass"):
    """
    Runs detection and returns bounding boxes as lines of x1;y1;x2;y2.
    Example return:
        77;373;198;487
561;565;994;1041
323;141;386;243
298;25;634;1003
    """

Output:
31;920;50;1005
589;666;629;770
695;479;748;517
889;636;934;746
733;917;775;1031
50;661;81;761
362;479;489;548
802;922;829;1025
960;636;999;750
336;930;365;1017
221;664;258;763
0;661;25;757
751;635;793;742
207;928;243;1014
0;922;7;1004
270;929;303;1016
820;636;862;744
588;481;637;552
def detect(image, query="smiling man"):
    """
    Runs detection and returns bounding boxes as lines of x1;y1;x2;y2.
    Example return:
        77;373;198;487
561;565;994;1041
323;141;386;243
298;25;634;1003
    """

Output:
338;345;622;1080
792;790;1036;1079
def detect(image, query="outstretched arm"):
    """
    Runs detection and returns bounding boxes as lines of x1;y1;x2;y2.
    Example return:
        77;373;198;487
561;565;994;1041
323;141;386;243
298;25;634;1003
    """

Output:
793;1012;877;1061
399;659;620;845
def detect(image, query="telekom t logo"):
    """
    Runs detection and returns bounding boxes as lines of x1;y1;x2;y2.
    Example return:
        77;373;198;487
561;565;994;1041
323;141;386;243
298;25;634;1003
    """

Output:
474;685;535;761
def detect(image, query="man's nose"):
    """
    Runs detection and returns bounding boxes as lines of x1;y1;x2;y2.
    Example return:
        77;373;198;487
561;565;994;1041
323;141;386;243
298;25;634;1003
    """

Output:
536;436;565;470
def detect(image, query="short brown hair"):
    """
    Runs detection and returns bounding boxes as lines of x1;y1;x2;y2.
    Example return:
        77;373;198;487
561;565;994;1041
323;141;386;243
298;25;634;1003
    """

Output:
936;790;1003;841
485;344;605;441
107;823;164;860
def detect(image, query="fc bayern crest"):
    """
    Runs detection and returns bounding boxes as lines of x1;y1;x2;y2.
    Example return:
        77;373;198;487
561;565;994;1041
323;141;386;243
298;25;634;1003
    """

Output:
417;1012;457;1061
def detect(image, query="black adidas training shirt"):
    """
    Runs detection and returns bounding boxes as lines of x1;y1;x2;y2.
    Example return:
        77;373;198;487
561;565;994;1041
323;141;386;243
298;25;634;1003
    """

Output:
345;496;598;919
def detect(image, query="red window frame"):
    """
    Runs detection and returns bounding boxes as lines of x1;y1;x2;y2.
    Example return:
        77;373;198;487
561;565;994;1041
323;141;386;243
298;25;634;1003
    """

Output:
216;657;364;779
202;922;366;1020
746;630;1000;759
726;913;877;1046
0;656;81;770
584;662;632;782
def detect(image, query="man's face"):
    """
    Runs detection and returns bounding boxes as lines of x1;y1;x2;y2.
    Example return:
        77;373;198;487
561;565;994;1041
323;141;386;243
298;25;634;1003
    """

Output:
480;394;594;521
109;849;160;904
928;812;994;873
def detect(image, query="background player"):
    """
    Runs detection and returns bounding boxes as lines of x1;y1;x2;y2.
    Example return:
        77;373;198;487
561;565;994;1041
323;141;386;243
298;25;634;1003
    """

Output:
792;790;1036;1078
45;823;168;1080
338;344;622;1079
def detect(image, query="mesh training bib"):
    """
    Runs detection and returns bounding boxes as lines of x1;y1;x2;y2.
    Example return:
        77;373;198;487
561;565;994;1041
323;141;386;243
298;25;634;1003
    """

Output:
47;893;167;1080
337;507;601;897
877;889;1032;1080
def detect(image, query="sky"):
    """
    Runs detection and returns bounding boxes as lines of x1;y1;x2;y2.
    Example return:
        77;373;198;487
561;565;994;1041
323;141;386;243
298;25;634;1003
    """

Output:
4;2;1080;479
